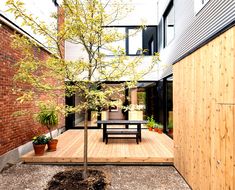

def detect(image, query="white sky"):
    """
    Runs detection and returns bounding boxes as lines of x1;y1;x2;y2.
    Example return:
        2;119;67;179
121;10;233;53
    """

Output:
112;0;158;25
0;0;57;43
0;0;56;22
0;0;159;42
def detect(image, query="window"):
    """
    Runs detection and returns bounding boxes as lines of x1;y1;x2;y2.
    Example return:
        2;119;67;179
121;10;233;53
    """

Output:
100;26;156;56
158;18;164;50
194;0;210;14
100;28;126;56
127;28;143;55
164;1;175;47
150;40;154;55
143;26;158;55
148;38;154;55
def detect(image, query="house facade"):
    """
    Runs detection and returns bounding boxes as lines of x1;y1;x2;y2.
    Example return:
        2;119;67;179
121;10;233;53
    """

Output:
0;0;235;188
63;2;172;132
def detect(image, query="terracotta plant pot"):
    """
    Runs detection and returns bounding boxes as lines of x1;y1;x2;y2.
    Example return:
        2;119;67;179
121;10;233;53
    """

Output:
168;129;173;135
47;139;58;151
154;128;158;132
158;129;163;134
148;127;153;131
33;144;46;156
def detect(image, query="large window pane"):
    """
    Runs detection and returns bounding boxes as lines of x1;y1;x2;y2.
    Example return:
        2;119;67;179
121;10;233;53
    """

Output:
128;29;143;55
164;4;175;46
100;28;126;55
166;76;173;138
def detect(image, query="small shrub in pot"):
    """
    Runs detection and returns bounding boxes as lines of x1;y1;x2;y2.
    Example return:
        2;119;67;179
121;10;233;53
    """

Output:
32;135;48;156
157;123;164;134
36;102;59;151
147;115;156;131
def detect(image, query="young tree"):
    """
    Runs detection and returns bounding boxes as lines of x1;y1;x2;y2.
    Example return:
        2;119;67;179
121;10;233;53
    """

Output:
6;0;159;178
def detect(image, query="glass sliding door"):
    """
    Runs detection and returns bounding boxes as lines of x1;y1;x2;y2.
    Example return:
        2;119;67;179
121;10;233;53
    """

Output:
166;75;173;138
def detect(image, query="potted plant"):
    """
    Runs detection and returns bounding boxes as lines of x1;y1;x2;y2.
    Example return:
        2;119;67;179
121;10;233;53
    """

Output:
32;135;48;156
147;115;155;131
36;102;59;151
157;123;164;134
167;120;173;135
154;124;158;132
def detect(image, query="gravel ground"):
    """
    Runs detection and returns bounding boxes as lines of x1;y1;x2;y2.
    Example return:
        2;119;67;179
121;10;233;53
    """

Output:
0;163;190;190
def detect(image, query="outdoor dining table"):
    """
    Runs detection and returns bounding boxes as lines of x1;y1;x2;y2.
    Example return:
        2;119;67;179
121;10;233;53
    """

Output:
97;120;147;144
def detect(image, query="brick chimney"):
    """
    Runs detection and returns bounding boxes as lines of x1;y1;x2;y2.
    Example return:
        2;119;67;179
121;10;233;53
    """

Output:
57;5;65;58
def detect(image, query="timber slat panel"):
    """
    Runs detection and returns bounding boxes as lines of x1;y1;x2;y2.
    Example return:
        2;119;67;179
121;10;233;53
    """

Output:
233;28;235;190
21;129;174;164
173;27;235;190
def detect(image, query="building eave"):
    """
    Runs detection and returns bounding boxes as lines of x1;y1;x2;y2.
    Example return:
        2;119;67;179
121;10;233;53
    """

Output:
0;13;53;55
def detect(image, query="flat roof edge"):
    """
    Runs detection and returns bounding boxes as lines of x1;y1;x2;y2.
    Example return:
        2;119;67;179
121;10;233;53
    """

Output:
0;13;53;55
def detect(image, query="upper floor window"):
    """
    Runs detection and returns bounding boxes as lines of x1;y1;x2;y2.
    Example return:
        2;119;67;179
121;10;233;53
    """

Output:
149;38;154;55
100;27;126;56
164;1;175;47
194;0;210;14
99;26;157;56
127;28;143;55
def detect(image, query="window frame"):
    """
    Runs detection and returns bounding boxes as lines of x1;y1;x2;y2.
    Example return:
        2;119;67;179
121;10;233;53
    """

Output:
163;0;175;48
100;26;157;56
126;27;144;56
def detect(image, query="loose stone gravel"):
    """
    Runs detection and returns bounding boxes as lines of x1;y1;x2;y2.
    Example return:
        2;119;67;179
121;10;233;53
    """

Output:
0;163;190;190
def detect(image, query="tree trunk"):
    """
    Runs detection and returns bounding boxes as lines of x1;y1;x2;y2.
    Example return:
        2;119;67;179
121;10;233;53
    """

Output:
47;125;53;139
83;109;88;179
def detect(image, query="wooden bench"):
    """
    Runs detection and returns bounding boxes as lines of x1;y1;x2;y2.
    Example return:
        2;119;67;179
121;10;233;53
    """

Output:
97;120;147;144
106;130;140;144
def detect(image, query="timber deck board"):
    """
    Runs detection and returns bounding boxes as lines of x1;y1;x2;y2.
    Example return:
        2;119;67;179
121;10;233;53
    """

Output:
21;129;174;164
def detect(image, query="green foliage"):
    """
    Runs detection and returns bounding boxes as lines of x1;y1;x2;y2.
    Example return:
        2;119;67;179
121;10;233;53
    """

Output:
35;101;59;139
32;135;48;145
167;120;173;129
6;0;160;114
157;123;164;129
36;102;59;127
137;92;146;105
147;115;156;128
153;123;158;129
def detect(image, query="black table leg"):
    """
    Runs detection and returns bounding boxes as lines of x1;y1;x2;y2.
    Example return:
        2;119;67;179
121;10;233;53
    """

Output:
106;133;108;144
103;124;107;142
137;124;141;142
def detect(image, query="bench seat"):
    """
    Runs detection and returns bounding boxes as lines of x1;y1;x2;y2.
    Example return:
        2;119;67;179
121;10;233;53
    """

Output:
106;130;139;144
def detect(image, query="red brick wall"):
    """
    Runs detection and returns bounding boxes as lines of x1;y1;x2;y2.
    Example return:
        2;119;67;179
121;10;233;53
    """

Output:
0;20;65;155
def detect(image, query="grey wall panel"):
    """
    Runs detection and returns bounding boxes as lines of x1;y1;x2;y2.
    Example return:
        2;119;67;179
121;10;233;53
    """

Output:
174;0;194;39
159;0;235;79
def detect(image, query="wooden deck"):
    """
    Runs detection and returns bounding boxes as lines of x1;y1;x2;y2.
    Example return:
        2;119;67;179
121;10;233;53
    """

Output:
22;129;174;164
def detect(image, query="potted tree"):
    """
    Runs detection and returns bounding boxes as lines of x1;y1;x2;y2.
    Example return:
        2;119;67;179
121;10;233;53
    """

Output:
147;115;155;131
157;123;164;134
36;102;59;151
32;135;48;156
